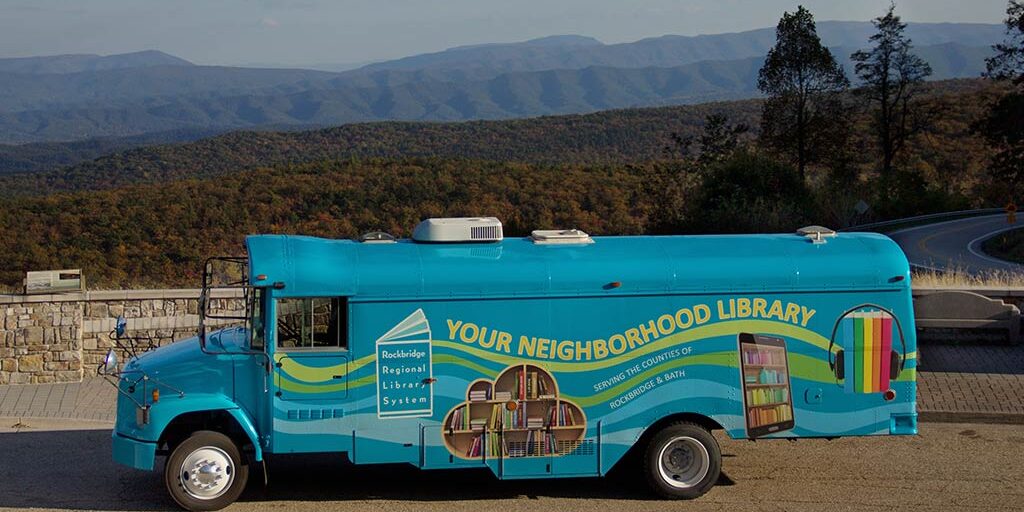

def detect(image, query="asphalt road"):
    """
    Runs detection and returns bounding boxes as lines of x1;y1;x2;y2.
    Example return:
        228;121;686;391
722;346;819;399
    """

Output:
889;214;1024;274
0;420;1021;512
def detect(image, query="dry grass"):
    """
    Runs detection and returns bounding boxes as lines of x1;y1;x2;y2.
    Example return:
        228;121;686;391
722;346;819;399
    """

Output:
912;267;1024;289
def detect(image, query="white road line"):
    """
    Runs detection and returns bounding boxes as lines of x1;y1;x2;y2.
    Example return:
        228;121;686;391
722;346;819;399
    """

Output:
966;225;1024;270
886;213;1023;273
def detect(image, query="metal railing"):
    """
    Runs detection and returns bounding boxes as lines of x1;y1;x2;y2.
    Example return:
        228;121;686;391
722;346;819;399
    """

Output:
841;208;1004;232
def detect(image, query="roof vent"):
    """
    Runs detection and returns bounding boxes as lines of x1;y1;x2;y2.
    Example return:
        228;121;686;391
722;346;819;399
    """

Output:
412;217;503;243
358;231;396;244
530;229;594;245
797;225;837;244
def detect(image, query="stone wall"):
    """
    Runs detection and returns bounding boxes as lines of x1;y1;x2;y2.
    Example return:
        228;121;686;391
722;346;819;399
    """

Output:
1;302;82;384
1;289;243;384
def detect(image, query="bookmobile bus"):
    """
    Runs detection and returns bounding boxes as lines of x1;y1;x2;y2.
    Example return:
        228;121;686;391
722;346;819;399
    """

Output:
103;217;918;511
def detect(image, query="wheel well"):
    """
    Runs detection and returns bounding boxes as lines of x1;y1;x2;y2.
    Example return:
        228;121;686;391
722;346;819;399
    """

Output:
642;413;725;440
158;410;252;455
612;412;726;473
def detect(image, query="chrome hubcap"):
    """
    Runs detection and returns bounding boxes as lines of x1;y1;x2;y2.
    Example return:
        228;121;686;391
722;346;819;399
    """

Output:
658;436;710;489
179;447;234;500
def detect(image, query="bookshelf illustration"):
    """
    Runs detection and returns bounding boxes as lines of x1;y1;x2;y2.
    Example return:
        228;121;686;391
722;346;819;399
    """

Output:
442;363;586;459
737;333;795;438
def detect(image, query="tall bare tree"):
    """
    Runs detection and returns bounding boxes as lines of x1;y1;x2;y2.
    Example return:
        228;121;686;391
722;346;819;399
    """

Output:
757;5;849;182
851;3;933;180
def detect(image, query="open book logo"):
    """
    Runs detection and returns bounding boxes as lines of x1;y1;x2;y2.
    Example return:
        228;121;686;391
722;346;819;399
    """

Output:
376;309;434;419
377;308;431;344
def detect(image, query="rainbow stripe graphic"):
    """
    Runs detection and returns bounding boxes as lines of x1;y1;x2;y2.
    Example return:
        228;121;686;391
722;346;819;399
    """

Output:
841;311;893;394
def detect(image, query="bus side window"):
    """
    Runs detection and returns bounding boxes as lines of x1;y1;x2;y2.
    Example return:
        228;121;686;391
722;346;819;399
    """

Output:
276;297;347;350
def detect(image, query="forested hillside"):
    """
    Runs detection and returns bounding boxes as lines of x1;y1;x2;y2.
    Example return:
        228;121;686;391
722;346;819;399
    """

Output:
0;159;677;288
0;99;764;194
0;79;995;197
0;78;1007;289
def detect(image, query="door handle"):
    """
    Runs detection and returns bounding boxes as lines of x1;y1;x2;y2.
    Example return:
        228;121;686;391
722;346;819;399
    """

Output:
332;375;345;380
422;377;437;384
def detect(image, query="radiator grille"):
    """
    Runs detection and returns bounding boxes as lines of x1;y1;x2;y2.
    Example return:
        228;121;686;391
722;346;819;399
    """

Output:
471;225;503;240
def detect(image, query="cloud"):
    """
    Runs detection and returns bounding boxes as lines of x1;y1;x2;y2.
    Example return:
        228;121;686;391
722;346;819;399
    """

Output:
261;16;281;28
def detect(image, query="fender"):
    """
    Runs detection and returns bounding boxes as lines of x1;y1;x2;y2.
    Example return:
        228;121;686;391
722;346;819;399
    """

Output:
224;406;264;462
121;393;263;462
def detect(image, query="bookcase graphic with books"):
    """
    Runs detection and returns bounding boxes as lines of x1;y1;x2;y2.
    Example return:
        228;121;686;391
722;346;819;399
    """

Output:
442;363;587;459
737;333;795;438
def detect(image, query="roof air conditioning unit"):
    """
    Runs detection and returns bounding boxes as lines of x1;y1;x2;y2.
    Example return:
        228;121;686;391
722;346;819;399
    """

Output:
412;217;503;243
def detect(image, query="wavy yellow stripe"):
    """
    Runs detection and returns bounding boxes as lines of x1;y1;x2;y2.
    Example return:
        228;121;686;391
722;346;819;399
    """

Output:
433;319;834;373
268;317;918;395
273;352;376;384
275;372;376;394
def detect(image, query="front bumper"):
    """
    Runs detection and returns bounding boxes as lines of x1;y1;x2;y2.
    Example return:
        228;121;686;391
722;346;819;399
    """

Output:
112;431;157;471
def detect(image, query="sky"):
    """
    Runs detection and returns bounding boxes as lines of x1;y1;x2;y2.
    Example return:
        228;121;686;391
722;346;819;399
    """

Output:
0;0;1011;67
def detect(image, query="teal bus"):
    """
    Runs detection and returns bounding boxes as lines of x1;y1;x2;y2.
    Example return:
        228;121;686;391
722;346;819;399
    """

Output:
105;218;918;511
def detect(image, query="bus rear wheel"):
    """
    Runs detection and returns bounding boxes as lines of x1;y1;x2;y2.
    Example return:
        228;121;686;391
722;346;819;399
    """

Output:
165;430;249;511
644;422;721;499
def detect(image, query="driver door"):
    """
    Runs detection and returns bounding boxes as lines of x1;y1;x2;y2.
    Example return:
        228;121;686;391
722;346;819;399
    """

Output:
271;297;351;451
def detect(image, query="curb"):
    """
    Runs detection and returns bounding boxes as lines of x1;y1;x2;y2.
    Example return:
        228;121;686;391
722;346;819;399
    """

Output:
0;415;114;427
918;411;1024;425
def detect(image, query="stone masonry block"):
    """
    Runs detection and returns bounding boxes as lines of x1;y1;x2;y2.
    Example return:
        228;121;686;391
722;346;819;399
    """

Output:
9;372;31;384
56;369;82;382
88;303;109;318
24;326;43;344
17;354;42;372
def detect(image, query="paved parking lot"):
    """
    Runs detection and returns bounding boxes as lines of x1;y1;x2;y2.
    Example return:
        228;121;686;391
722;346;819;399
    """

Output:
0;421;1020;512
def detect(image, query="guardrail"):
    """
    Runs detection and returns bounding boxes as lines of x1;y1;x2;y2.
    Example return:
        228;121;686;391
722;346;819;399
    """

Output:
841;208;1004;232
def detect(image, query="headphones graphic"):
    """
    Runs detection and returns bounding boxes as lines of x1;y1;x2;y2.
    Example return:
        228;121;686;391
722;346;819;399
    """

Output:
827;303;907;390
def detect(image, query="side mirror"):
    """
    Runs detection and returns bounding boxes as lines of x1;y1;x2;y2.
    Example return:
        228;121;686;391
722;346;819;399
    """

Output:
115;316;127;338
101;349;119;375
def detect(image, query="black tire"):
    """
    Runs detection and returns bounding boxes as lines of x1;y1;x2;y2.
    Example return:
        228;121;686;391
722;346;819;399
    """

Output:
165;430;249;511
643;422;721;499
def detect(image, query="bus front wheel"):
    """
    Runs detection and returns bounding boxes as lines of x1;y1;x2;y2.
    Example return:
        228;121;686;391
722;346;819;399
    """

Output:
643;422;721;499
165;430;249;511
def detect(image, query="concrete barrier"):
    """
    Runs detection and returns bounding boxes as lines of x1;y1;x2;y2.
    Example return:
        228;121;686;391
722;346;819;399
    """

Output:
913;290;1021;345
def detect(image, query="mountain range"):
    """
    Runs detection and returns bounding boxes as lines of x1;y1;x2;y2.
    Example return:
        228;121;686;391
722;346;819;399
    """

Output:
0;21;1005;150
